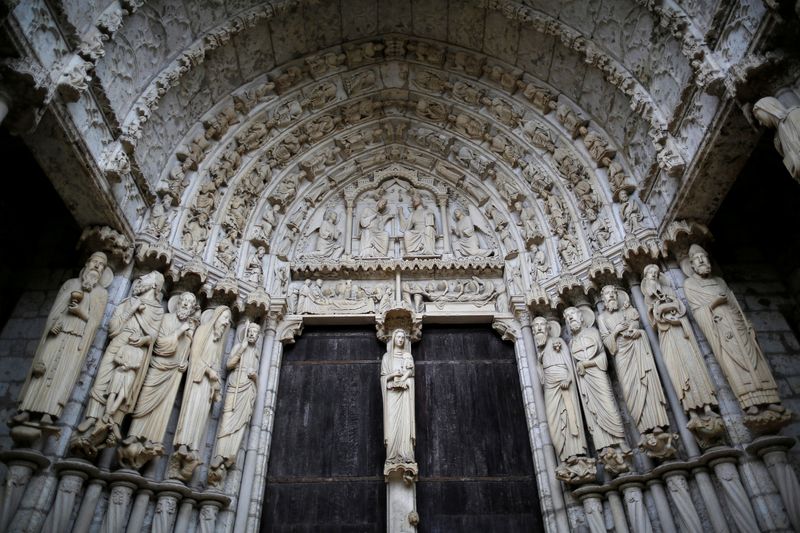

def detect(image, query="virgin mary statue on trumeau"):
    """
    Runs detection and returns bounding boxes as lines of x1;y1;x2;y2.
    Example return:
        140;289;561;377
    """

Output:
381;328;418;482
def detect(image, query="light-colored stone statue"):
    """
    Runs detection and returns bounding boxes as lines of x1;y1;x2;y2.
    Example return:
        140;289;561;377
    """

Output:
398;194;437;256
208;322;261;487
618;190;644;233
118;292;199;469
168;305;233;481
753;96;800;182
244;246;266;285
641;264;723;447
381;329;417;482
359;198;395;258
451;207;494;258
12;252;112;435
682;244;790;432
597;285;675;458
71;271;165;458
533;317;595;484
564;306;630;475
302;208;343;259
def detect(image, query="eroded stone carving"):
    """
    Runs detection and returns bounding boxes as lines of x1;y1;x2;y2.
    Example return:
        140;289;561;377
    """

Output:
168;306;233;481
11;253;112;443
118;292;199;469
682;245;790;433
598;286;675;459
564;306;630;476
208;322;261;488
753;97;800;183
71;271;165;458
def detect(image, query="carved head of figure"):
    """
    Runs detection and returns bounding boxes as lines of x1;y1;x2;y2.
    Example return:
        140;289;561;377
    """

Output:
753;96;786;128
411;194;423;209
532;316;549;348
617;190;629;202
601;285;620;312
394;329;407;348
325;209;338;224
246;322;260;344
81;251;108;291
256;246;266;258
176;292;197;321
213;308;232;341
376;197;388;212
689;244;712;277
133;271;165;299
643;263;659;282
453;208;464;221
564;307;584;333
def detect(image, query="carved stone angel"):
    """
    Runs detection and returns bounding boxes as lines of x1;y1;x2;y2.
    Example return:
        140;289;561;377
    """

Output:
564;306;630;476
381;329;417;482
451;207;495;258
208;322;261;487
597;286;675;458
533;317;595;484
302;208;344;259
618;190;644;233
12;253;112;438
118;292;199;469
682;245;790;432
168;306;233;481
71;271;165;458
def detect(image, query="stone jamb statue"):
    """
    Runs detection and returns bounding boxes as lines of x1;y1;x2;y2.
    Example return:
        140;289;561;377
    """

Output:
11;252;112;445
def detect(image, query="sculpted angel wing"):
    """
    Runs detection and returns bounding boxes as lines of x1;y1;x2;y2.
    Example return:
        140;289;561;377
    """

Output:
302;209;325;237
467;204;493;235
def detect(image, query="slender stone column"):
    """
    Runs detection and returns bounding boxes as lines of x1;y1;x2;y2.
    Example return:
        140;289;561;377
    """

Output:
173;498;196;533
151;488;181;533
518;311;571;533
42;468;87;533
198;500;223;533
619;481;653;533
437;195;451;255
662;470;703;533
73;477;107;533
748;436;800;532
709;455;760;533
0;450;48;531
100;479;137;533
344;199;354;257
605;490;630;533
577;490;606;533
125;489;152;533
234;311;279;532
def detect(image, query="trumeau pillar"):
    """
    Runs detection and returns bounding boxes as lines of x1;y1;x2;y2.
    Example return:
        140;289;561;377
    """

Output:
344;197;354;258
377;308;420;533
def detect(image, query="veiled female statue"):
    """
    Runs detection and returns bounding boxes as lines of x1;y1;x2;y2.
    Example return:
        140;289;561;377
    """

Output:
169;305;232;481
533;317;595;484
398;194;436;256
564;306;630;475
14;252;112;431
682;244;789;431
359;198;394;258
451;208;494;258
381;329;417;482
641;265;720;434
118;292;199;469
208;322;261;487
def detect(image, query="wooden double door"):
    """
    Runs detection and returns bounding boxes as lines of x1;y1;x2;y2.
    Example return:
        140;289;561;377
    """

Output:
262;325;544;532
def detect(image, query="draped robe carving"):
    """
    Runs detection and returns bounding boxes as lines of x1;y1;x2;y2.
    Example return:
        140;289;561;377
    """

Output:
381;329;417;481
399;194;436;256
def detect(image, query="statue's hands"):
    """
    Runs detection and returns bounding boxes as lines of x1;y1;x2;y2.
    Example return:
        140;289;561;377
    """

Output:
559;379;571;390
50;321;63;335
248;371;258;381
129;334;150;347
206;367;220;382
576;362;586;377
32;361;46;377
178;362;188;373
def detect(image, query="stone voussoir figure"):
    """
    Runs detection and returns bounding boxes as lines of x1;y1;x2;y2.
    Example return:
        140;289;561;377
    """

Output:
208;321;261;488
117;292;199;469
641;264;723;447
564;305;631;476
533;316;596;484
168;305;232;481
70;271;165;458
11;252;113;445
682;244;791;433
597;285;676;459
